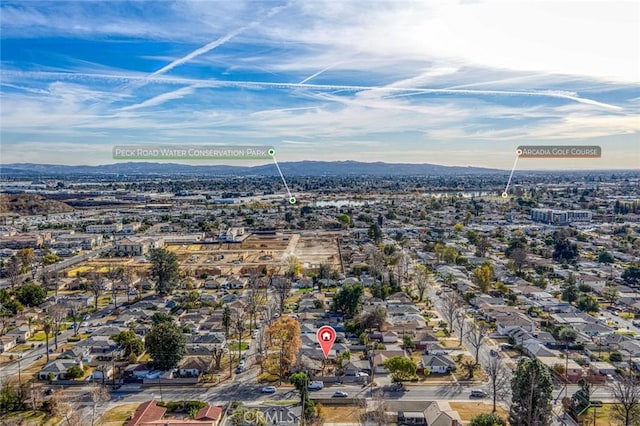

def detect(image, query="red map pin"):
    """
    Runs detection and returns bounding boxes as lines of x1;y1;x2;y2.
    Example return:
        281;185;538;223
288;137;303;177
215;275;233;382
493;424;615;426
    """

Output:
316;325;336;358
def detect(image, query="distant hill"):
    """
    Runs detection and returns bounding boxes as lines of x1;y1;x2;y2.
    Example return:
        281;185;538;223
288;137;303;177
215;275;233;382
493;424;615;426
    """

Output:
0;194;75;215
0;161;503;177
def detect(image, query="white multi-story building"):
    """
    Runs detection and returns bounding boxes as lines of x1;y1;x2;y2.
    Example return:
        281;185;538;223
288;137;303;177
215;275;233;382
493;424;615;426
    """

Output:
86;223;123;233
530;208;592;224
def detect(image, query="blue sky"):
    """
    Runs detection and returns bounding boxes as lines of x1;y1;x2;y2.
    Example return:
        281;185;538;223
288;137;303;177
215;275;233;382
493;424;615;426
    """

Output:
1;0;638;169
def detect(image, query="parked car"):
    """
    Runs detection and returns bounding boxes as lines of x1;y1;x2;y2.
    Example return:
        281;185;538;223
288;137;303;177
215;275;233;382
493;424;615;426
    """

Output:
355;372;369;377
261;386;277;394
235;366;244;374
332;391;348;398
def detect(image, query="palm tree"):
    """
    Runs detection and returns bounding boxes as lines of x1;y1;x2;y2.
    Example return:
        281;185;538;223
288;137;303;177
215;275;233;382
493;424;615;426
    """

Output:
43;316;53;362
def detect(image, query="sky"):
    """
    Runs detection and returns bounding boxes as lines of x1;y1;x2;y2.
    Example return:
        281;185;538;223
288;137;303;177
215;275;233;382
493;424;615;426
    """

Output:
1;0;639;170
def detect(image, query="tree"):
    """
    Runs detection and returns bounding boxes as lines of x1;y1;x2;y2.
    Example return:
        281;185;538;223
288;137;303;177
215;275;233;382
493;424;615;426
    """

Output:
485;355;510;413
151;312;174;325
467;322;490;364
509;357;553;426
368;223;383;243
362;307;387;332
86;272;104;310
49;306;67;351
561;284;579;303
331;282;364;318
506;237;528;273
17;248;35;274
290;371;314;419
145;322;186;370
42;316;53;362
272;276;291;314
284;255;302;279
441;291;464;334
622;265;640;286
383;356;417;382
149;248;180;295
475;235;491;257
113;330;144;358
222;305;232;340
68;302;83;337
413;264;431;302
602;287;620;305
609;374;640;426
15;283;47;307
65;365;83;380
209;346;225;372
472;263;494;293
470;412;507;426
5;256;22;289
576;295;599;313
265;317;301;384
597;251;615;264
553;236;579;264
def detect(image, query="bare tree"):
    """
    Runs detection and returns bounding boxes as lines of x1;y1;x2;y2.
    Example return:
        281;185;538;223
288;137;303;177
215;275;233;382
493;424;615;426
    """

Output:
87;272;105;310
49;306;68;351
453;312;466;346
106;265;123;309
120;269;136;303
246;274;266;331
466;322;490;364
609;374;640;426
233;310;246;361
89;384;110;426
486;354;511;413
40;270;60;296
413;264;431;302
68;302;83;337
209;345;225;373
271;276;291;314
6;256;22;289
441;291;464;334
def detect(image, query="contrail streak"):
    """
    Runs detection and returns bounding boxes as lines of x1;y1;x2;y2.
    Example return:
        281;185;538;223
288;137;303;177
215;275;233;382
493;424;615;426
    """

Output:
4;70;623;111
149;3;289;79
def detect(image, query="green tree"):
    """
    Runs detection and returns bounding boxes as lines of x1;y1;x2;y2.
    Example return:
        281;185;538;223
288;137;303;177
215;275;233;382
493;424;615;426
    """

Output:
331;283;364;317
553;236;579;263
597;251;615;264
15;283;47;307
383;356;417;382
368;223;383;243
602;287;620;305
509;358;553;426
151;312;174;325
65;365;84;380
42;316;53;362
622;265;640;286
145;322;186;370
222;305;232;340
561;284;579;303
113;330;144;358
470;412;507;426
576;295;600;313
289;371;315;419
149;248;180;295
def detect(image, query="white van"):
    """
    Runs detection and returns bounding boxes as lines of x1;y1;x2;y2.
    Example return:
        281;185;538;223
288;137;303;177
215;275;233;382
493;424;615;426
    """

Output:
308;381;324;390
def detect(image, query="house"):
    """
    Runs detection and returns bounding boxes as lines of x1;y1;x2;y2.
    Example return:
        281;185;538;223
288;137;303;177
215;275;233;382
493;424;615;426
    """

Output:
38;359;82;381
421;354;456;374
495;313;535;336
389;401;462;426
589;361;616;376
0;335;17;352
126;400;223;426
7;325;32;343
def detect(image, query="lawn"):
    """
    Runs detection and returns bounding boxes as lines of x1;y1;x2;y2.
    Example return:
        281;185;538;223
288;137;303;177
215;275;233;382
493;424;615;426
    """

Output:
99;403;140;426
449;402;508;422
0;411;60;426
579;404;619;426
29;332;53;342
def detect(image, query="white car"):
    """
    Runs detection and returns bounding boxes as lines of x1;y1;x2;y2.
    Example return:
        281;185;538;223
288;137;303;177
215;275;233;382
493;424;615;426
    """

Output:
355;372;369;377
261;386;277;394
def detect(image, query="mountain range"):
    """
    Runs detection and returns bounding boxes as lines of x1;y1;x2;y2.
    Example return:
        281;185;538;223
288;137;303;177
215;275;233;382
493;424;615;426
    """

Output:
0;161;504;177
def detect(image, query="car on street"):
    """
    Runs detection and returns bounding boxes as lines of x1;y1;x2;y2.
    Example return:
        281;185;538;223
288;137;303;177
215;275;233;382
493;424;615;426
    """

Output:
235;366;243;374
308;381;324;390
332;391;348;398
355;372;369;377
470;389;488;398
261;386;277;393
